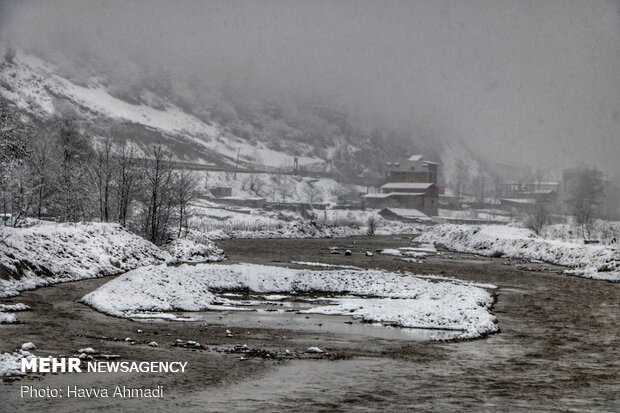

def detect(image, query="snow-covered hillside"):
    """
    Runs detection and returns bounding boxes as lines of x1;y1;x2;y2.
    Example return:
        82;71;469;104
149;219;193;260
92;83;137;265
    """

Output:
0;49;324;168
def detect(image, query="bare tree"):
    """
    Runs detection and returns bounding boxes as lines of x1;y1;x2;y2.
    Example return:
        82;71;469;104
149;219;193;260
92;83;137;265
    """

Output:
303;182;321;206
0;113;31;227
566;168;604;238
274;174;291;202
0;98;28;175
3;162;34;227
142;142;175;244
115;142;141;226
52;115;96;221
174;168;198;238
473;174;486;204
367;215;378;236
525;200;550;235
455;159;469;198
28;130;56;219
94;137;115;222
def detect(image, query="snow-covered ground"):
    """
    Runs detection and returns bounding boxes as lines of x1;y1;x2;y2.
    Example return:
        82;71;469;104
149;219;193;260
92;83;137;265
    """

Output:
162;235;225;263
0;221;223;299
193;206;423;240
0;343;40;376
438;208;511;223
82;263;498;340
542;221;620;245
418;224;620;281
0;303;30;324
197;171;359;205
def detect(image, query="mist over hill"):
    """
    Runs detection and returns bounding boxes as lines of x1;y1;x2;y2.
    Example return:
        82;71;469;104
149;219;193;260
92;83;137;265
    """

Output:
1;43;488;190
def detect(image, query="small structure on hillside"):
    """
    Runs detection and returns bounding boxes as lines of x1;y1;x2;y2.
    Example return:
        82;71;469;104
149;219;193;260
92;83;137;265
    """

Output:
209;186;233;198
500;181;559;202
216;196;266;208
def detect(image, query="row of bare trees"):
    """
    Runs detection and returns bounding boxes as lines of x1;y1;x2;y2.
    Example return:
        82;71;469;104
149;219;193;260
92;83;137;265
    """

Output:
524;167;607;238
0;100;198;244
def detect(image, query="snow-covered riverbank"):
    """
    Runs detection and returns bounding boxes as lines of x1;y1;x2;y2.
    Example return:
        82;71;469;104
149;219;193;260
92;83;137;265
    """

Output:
82;263;498;340
0;222;224;300
418;224;620;281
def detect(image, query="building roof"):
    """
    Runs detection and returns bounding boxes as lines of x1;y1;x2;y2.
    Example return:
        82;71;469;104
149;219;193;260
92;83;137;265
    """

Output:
381;182;435;190
363;192;423;199
408;154;423;161
386;192;424;197
362;193;391;199
501;198;536;204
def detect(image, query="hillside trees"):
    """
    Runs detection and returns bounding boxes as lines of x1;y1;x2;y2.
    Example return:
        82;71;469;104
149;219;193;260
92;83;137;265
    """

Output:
141;142;176;244
115;142;141;226
0;98;29;225
28;129;56;219
51;115;96;221
174;168;199;238
94;137;115;222
0;105;199;243
566;168;604;238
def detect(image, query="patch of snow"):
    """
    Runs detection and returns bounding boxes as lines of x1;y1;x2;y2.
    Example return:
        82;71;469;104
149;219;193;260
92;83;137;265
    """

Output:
381;249;428;258
0;222;170;298
0;313;18;324
82;263;498;340
262;295;289;301
0;303;30;311
290;261;362;270
162;237;224;263
0;351;35;376
20;342;36;351
418;224;620;282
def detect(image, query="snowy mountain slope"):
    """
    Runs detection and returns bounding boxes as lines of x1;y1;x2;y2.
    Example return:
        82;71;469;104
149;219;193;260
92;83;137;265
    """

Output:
0;46;498;186
0;50;323;169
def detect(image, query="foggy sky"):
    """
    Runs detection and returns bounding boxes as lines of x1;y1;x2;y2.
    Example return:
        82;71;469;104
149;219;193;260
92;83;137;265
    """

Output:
1;0;619;176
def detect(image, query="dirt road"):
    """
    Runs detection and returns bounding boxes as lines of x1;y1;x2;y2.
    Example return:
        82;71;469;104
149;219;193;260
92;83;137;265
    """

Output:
1;235;618;412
